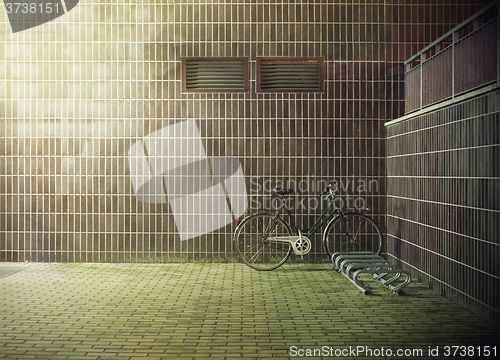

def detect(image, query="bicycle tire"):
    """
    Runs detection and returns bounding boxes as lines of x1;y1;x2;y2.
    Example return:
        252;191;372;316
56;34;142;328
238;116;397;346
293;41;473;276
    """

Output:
323;212;383;260
234;212;293;271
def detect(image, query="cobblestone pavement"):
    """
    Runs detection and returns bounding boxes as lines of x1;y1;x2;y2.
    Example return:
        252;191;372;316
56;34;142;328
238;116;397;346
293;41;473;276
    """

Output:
0;262;498;359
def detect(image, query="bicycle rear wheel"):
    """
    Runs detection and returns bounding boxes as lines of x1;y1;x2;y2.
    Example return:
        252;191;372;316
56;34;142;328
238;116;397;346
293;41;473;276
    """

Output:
323;212;383;260
234;212;292;271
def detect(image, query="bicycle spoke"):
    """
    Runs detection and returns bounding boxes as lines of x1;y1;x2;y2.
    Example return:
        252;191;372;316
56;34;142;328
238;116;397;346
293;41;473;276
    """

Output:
351;217;364;241
235;212;292;270
246;246;264;264
323;213;383;258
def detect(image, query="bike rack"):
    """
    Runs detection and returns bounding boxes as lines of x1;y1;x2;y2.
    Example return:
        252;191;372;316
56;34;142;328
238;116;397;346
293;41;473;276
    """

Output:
331;251;411;295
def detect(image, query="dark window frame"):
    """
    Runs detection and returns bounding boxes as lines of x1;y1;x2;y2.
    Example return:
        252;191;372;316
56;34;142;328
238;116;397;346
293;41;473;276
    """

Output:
182;57;250;93
256;57;325;93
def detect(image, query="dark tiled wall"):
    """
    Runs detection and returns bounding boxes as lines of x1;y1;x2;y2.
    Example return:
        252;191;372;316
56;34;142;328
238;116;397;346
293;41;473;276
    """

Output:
0;1;393;263
386;90;500;323
0;1;491;264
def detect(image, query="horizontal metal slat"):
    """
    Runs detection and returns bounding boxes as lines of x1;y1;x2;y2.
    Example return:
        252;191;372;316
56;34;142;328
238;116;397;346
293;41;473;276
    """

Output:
260;85;320;89
184;58;247;91
258;58;322;92
187;74;244;78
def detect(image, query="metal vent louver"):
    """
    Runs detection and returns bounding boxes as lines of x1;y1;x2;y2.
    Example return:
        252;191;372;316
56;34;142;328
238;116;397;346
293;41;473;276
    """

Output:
258;58;324;92
183;58;248;92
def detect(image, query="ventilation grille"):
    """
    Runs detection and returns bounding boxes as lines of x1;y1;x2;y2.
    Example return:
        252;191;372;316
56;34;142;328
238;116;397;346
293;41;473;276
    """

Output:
183;58;248;92
258;58;324;92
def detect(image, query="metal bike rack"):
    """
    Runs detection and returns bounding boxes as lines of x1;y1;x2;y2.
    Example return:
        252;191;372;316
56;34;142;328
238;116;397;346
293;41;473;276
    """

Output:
331;251;411;295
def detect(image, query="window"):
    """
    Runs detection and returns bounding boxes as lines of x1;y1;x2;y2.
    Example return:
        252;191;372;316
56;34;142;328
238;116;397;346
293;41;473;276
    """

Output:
182;57;249;93
257;57;324;93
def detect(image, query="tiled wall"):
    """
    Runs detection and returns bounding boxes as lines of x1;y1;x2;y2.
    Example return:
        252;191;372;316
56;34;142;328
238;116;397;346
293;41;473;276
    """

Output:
0;1;491;264
0;1;393;263
386;89;500;323
387;2;499;323
404;4;498;113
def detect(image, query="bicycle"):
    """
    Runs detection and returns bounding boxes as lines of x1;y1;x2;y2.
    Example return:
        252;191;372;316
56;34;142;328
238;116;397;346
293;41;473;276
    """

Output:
233;181;383;270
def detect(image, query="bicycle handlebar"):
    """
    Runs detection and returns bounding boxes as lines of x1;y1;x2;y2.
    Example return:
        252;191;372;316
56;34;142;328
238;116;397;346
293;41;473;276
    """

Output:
320;180;337;197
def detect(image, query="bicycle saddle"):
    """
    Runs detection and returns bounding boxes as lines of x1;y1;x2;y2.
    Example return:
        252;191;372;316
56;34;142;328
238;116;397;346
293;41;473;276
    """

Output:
272;187;294;196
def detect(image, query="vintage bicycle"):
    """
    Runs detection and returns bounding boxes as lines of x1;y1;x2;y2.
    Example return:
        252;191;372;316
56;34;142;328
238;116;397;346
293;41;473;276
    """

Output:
233;181;383;270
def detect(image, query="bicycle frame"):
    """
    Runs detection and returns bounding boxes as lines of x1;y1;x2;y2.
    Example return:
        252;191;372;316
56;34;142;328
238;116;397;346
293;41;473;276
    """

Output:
265;192;342;240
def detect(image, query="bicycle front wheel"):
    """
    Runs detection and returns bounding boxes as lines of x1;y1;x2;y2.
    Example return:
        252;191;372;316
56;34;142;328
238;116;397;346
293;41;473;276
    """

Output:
234;212;292;271
323;213;383;260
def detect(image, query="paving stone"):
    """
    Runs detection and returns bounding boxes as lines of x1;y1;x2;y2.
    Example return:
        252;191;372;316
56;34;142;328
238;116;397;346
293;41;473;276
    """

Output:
0;262;498;359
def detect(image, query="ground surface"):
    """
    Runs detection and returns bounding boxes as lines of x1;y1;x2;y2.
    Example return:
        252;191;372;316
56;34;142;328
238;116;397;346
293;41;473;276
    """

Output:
0;262;498;359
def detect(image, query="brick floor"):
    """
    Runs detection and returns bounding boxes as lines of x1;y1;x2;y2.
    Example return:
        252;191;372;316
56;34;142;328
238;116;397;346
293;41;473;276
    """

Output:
0;262;498;359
